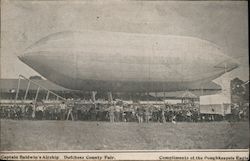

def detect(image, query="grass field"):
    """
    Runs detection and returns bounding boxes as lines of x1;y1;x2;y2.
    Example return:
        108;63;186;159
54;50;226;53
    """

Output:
0;120;248;150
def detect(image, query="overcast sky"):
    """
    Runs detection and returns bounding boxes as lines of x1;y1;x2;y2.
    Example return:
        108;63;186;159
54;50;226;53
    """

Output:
1;0;248;81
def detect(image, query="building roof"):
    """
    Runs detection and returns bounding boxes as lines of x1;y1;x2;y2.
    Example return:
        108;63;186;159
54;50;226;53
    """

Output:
179;91;198;99
149;89;219;99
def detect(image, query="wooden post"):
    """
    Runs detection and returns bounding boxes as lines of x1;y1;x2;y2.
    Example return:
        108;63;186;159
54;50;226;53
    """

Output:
23;80;31;101
14;77;21;105
46;91;50;101
34;87;40;102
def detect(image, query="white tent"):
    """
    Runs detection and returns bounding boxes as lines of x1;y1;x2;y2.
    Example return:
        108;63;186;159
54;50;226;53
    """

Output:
200;94;231;115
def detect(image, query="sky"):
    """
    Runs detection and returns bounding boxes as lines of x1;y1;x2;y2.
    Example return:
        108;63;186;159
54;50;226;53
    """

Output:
1;0;249;81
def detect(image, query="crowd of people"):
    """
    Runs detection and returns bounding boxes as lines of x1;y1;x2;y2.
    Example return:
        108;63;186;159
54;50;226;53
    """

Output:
0;101;248;123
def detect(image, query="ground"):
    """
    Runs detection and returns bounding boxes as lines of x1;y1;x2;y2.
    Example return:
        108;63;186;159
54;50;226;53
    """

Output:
0;120;249;150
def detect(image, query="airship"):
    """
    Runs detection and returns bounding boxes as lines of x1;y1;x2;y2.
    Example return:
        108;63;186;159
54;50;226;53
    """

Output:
18;31;239;92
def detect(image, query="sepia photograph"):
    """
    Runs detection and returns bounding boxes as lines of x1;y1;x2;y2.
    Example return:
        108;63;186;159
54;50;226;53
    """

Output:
0;0;249;160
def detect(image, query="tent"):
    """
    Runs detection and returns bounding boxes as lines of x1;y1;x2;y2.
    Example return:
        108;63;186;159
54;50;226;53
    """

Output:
178;91;198;103
179;91;198;99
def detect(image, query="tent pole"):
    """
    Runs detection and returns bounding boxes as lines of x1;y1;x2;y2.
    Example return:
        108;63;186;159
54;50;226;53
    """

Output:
23;80;31;101
34;87;40;102
14;76;21;105
46;91;50;101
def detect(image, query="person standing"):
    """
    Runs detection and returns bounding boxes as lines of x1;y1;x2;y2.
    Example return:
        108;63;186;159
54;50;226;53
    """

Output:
60;102;66;120
144;106;150;123
66;103;74;121
186;110;192;122
31;102;36;120
137;106;144;123
36;102;44;120
109;104;115;123
114;104;121;122
27;103;33;120
89;104;96;121
161;107;166;123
